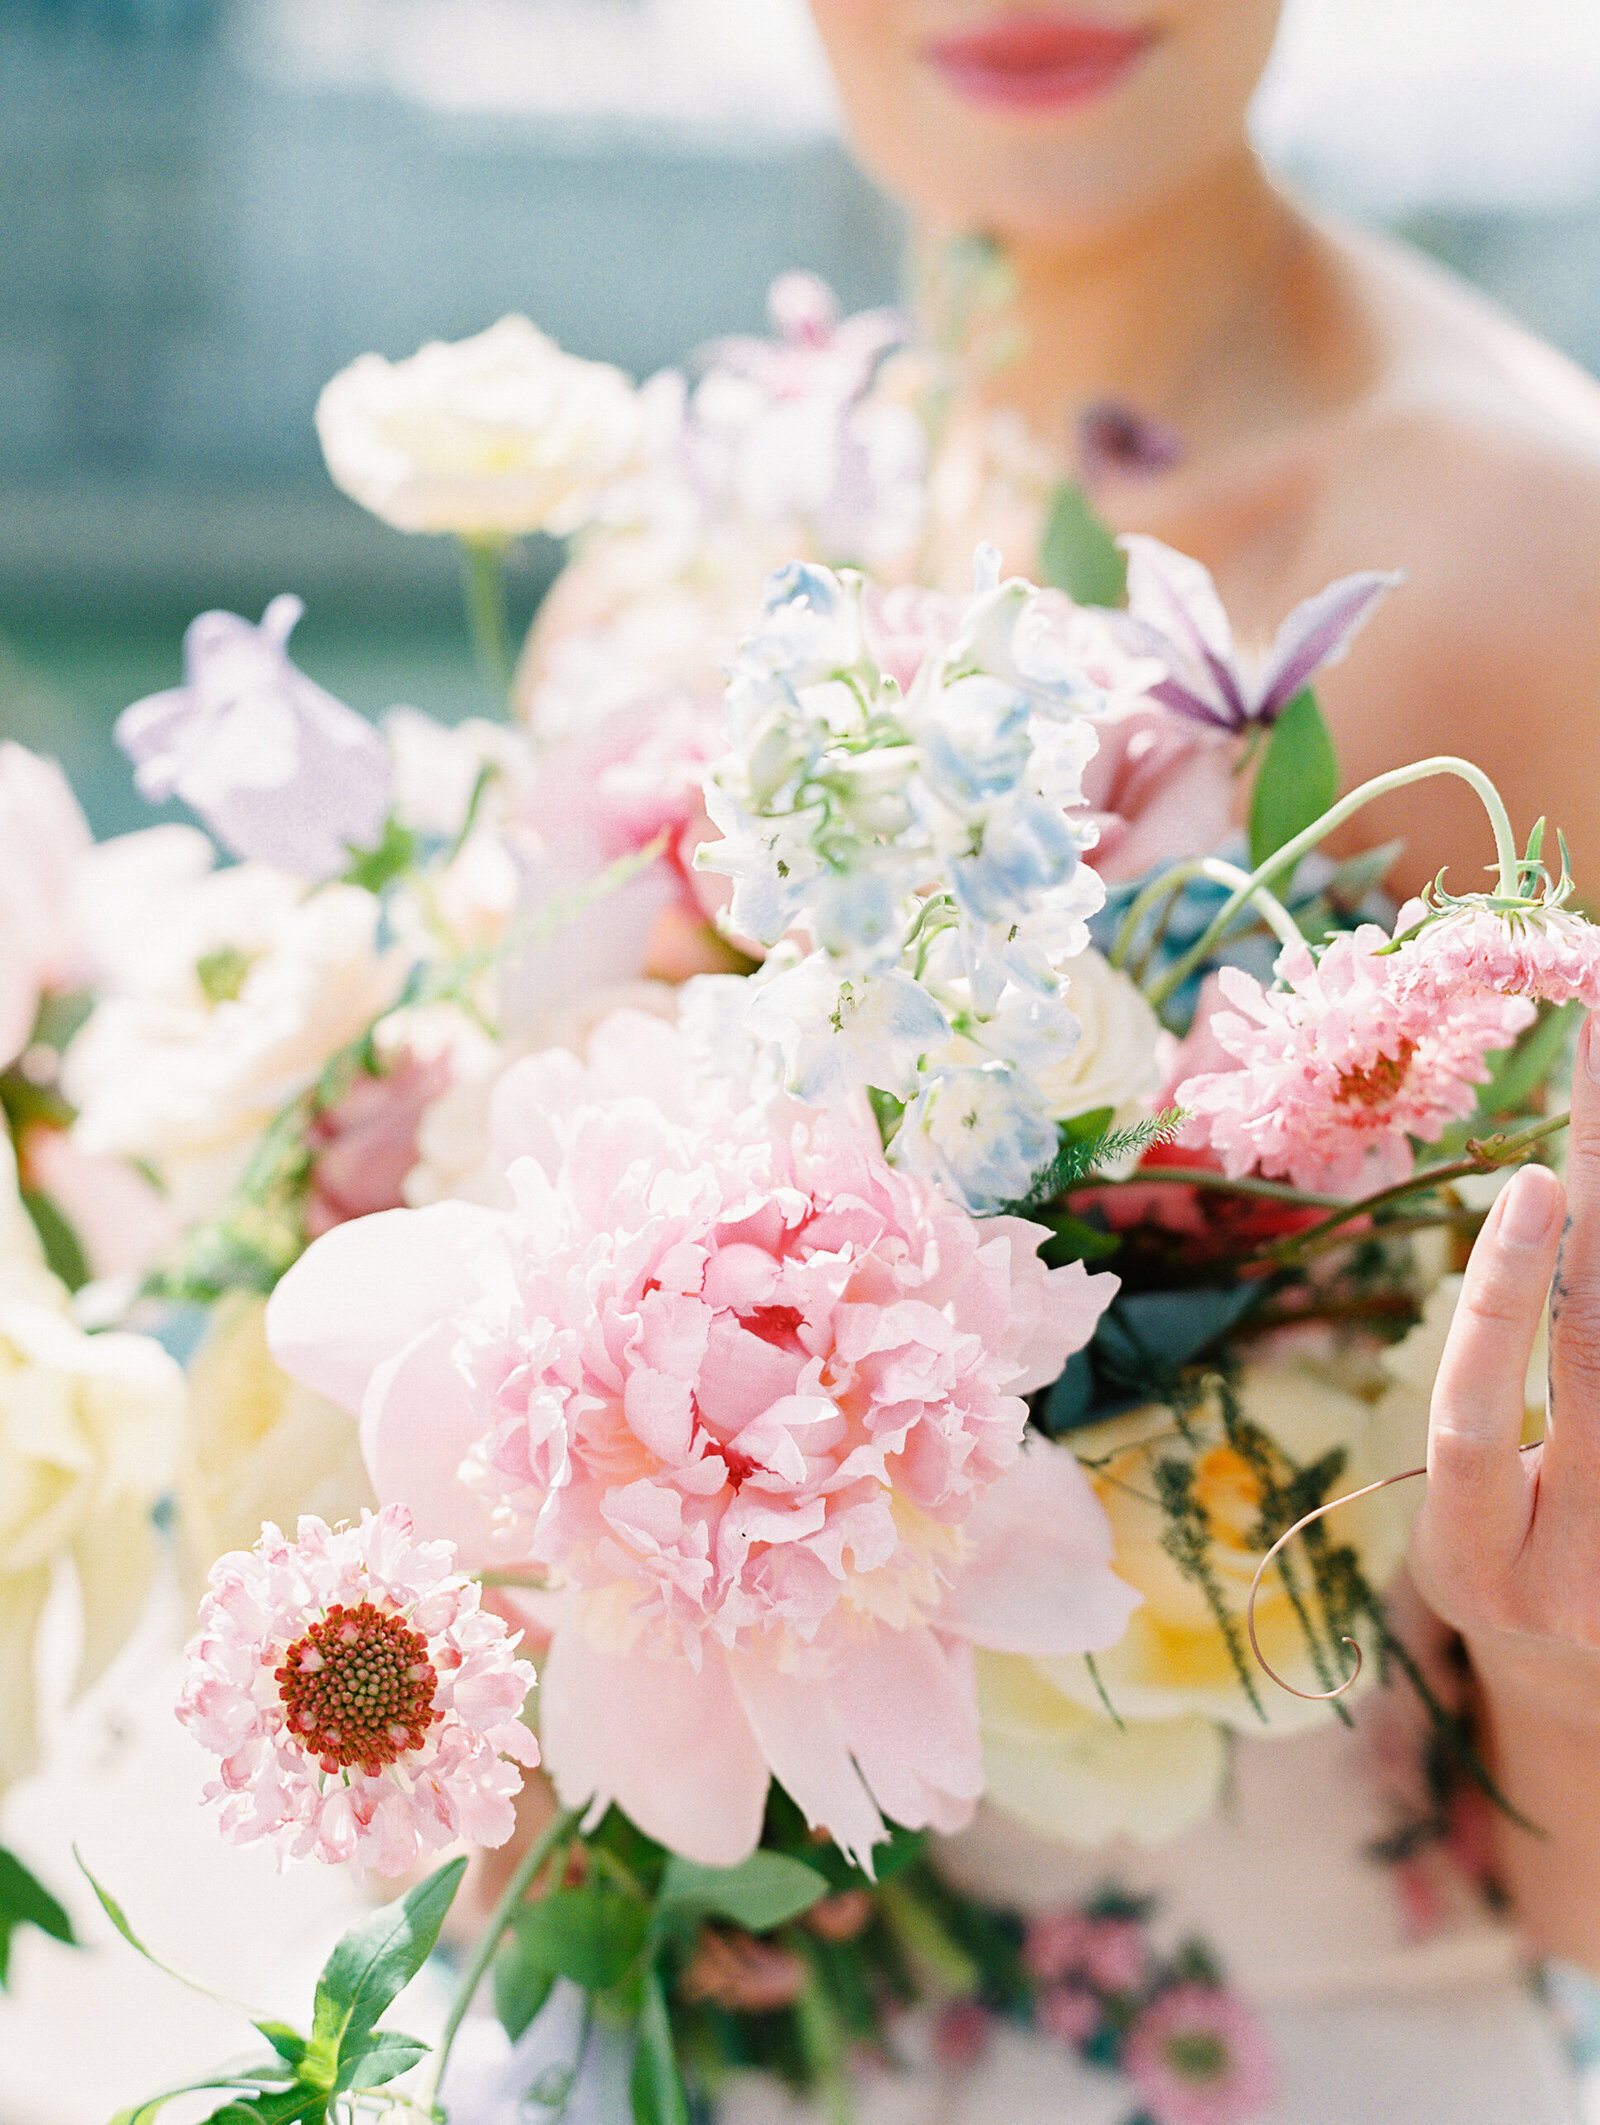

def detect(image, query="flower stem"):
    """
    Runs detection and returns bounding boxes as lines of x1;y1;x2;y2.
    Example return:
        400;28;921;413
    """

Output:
459;534;514;704
1254;1109;1571;1265
1145;757;1522;1009
428;1801;586;2111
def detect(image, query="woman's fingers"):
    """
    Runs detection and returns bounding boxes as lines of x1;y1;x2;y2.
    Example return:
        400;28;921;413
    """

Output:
1423;1160;1563;1580
1545;1016;1600;1498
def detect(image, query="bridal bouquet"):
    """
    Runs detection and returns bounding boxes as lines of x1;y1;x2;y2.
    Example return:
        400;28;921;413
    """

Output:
2;278;1591;2125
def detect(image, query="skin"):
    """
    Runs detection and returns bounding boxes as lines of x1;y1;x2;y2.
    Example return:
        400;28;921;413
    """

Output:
809;0;1600;902
809;0;1600;1969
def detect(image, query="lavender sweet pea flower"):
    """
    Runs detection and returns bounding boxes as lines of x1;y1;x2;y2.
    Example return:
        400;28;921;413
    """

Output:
1116;534;1402;730
116;595;392;880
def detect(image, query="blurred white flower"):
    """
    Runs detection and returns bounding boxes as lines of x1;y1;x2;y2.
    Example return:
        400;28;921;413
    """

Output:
116;597;392;882
0;742;96;1069
0;1130;185;1789
316;316;644;538
64;847;404;1226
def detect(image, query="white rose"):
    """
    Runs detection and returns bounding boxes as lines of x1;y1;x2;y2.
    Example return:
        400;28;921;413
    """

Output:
0;1133;185;1788
975;1648;1227;1847
64;853;404;1225
316;317;644;539
175;1293;372;1589
1035;947;1164;1126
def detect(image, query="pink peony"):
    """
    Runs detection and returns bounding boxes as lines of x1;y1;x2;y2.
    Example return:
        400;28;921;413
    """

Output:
1075;703;1234;885
1037;1983;1100;2046
1176;927;1535;1197
176;1504;538;1873
1123;1983;1277;2125
1398;901;1600;1010
266;1032;1135;1870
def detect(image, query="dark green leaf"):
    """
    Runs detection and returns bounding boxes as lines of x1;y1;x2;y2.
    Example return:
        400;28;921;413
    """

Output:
503;1880;649;1993
656;1851;828;1933
19;1187;90;1293
197;2092;327;2125
630;1969;691;2125
306;1856;465;2089
1247;688;1340;873
1035;1210;1122;1268
251;2024;306;2071
0;1844;74;1987
1038;482;1126;607
494;1935;555;2043
333;2028;429;2093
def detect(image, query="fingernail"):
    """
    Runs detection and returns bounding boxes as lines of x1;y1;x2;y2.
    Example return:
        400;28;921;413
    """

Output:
1500;1164;1561;1247
1587;1014;1600;1084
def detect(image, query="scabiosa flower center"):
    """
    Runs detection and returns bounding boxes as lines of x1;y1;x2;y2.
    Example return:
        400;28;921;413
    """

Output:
274;1600;440;1776
1163;2027;1230;2082
1334;1038;1417;1112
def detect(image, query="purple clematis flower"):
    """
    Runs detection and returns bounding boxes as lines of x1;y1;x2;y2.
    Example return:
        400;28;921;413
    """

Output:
1115;533;1403;730
116;595;392;880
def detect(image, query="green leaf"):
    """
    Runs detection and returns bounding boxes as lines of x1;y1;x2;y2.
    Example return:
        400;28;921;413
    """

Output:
333;2028;429;2093
1038;482;1127;607
197;2092;327;2125
252;2025;307;2071
0;1844;74;1986
305;1856;465;2091
19;1187;90;1293
656;1851;828;1933
503;1880;649;1994
494;1936;555;2044
1036;1209;1122;1268
1247;688;1340;873
342;815;419;896
630;1969;691;2125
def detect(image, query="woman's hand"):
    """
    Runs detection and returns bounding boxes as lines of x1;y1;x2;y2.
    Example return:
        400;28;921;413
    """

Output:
1408;1011;1600;1963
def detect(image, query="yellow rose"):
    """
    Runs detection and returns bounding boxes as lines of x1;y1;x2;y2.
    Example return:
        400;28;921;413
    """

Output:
0;1136;185;1788
1034;1360;1428;1737
175;1293;373;1588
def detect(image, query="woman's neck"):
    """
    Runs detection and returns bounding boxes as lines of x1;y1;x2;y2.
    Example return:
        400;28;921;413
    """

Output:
956;150;1313;460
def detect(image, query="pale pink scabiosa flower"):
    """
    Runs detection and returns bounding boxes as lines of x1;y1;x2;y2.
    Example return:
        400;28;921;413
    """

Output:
1122;1983;1276;2125
177;1505;538;1872
1177;926;1535;1197
1398;899;1600;1011
266;1022;1135;1871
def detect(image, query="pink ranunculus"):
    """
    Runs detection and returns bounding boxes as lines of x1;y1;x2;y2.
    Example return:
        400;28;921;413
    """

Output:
305;1048;453;1239
1022;1909;1094;1983
1176;926;1536;1198
176;1504;538;1874
1036;1983;1101;2046
1081;1915;1147;1992
1075;703;1235;885
266;1028;1135;1871
1122;1983;1277;2125
0;742;95;1070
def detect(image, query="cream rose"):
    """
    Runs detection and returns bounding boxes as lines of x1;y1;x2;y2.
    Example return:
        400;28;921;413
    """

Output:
64;848;403;1226
175;1293;373;1589
0;1134;185;1788
316;317;644;539
1036;947;1164;1126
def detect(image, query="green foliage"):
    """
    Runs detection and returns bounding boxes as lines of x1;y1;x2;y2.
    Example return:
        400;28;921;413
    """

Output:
1010;1106;1184;1213
656;1852;828;1933
500;1880;650;1994
1247;688;1340;873
631;1970;692;2125
304;1857;465;2090
1475;999;1582;1122
341;815;419;896
0;1844;74;1986
97;1856;462;2124
1038;482;1127;607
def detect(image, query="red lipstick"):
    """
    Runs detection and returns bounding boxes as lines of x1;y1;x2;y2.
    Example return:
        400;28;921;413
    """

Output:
926;11;1156;113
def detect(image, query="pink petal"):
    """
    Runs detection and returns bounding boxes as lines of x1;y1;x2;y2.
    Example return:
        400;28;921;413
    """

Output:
725;1650;887;1872
266;1200;502;1413
938;1437;1142;1655
362;1315;504;1566
538;1624;770;1864
825;1625;984;1836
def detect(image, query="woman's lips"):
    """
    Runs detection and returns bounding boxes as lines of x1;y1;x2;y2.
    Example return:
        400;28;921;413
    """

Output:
925;12;1156;113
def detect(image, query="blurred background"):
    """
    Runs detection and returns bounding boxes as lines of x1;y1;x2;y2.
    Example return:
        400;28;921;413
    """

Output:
4;0;1600;832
